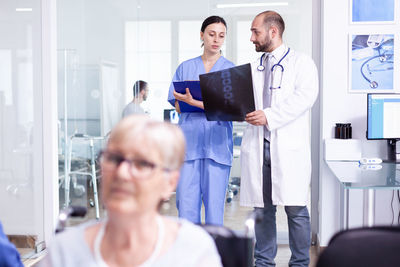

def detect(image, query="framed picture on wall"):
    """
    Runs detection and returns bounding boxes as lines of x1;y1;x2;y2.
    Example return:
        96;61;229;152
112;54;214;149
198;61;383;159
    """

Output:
349;33;395;93
350;0;395;24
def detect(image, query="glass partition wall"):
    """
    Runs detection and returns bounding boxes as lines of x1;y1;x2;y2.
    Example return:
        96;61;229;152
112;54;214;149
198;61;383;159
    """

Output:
57;0;312;238
0;0;57;260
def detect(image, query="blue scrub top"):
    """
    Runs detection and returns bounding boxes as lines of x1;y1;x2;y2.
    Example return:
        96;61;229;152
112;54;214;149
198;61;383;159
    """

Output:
168;56;235;166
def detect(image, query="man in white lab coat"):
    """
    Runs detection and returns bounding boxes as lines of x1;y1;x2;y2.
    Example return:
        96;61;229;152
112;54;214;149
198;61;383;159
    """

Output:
240;11;319;266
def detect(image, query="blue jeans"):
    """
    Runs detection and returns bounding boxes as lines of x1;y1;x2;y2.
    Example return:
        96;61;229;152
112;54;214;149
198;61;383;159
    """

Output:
254;139;310;267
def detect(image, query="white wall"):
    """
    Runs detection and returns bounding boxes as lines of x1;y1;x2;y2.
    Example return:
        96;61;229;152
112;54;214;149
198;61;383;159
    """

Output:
319;0;399;245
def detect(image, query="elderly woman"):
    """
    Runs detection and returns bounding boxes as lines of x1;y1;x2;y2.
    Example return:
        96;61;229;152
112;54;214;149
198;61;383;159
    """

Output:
44;115;222;266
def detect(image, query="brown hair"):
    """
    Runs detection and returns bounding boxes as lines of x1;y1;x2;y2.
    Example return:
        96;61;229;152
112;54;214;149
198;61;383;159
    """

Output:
257;11;285;38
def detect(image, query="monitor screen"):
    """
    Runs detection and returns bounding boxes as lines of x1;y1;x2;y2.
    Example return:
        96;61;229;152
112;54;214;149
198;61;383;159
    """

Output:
163;109;180;124
367;94;400;139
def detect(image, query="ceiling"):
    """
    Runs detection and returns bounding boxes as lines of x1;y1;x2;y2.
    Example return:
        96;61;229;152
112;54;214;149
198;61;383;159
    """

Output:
105;0;304;20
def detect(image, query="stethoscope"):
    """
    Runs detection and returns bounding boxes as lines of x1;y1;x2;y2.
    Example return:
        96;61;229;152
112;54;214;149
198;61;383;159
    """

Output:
257;48;290;90
257;47;291;72
360;50;393;89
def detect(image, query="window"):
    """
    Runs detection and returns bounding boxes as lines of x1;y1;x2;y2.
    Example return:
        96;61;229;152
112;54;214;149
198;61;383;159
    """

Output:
125;21;171;120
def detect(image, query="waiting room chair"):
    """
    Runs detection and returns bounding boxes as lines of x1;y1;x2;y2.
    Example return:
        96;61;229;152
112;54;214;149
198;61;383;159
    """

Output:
202;224;253;267
201;210;262;267
316;226;400;267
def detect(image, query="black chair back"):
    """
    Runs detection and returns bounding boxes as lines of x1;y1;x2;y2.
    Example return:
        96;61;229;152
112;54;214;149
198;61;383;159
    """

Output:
202;224;253;267
317;226;400;267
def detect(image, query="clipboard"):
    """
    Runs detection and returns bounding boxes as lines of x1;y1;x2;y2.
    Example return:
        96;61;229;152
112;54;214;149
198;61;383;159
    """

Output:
173;81;204;113
199;63;255;121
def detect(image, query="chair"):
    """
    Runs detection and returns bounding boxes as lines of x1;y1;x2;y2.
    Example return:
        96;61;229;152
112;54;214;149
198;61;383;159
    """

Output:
316;226;400;267
202;224;253;267
201;210;262;267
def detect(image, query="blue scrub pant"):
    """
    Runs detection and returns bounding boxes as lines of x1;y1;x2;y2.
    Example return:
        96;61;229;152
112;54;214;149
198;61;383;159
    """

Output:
176;158;230;225
254;139;311;267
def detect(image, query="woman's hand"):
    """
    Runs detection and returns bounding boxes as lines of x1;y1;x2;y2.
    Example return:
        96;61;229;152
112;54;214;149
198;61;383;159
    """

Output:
173;88;205;110
173;88;193;105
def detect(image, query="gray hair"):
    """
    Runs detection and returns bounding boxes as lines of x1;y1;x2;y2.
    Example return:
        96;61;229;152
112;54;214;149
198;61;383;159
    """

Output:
108;115;185;170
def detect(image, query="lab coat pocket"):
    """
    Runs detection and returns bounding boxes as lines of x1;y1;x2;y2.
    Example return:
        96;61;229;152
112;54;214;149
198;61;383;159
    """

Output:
276;121;306;150
241;126;258;154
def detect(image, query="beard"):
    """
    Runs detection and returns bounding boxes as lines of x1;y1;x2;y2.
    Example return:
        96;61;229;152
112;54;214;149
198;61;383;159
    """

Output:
254;36;272;52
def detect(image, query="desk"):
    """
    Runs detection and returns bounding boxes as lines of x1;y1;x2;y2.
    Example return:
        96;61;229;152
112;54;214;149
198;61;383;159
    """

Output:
326;161;400;229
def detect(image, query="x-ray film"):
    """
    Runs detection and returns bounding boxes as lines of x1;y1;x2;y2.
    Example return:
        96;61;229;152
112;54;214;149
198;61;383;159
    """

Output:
199;63;255;121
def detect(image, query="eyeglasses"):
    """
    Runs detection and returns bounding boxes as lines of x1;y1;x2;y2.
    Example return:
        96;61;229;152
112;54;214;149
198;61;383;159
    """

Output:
99;150;171;178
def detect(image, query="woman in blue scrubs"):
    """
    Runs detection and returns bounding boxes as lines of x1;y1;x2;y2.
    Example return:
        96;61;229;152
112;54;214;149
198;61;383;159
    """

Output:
167;16;234;225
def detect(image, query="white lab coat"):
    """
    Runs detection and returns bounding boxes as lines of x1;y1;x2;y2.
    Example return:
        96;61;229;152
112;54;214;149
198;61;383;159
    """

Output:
240;46;319;207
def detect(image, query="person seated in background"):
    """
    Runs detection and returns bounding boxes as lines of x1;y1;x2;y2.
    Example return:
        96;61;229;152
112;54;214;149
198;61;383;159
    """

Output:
0;222;23;267
122;80;149;117
42;115;222;267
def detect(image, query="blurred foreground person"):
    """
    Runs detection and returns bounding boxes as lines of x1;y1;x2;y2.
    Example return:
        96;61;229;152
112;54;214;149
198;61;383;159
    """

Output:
43;115;222;267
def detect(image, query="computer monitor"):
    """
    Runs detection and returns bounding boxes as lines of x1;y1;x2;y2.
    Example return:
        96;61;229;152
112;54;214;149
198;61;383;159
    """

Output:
367;93;400;162
163;109;180;124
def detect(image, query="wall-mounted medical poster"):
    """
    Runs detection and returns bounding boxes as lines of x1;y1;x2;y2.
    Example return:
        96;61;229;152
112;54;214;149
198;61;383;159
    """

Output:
349;34;394;93
351;0;394;23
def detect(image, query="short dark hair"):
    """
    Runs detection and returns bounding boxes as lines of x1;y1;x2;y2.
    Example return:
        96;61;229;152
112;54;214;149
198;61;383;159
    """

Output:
133;80;148;98
258;11;285;37
200;15;227;32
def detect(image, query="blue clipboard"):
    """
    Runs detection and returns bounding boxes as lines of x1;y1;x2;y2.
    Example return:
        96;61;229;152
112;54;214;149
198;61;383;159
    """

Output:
173;81;204;113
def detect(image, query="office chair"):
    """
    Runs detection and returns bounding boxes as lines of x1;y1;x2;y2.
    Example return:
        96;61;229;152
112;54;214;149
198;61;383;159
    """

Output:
201;210;262;267
316;226;400;267
202;224;252;267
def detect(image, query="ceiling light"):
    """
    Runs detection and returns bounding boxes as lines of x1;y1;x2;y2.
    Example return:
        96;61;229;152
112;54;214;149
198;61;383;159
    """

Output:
16;8;33;12
216;2;289;8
